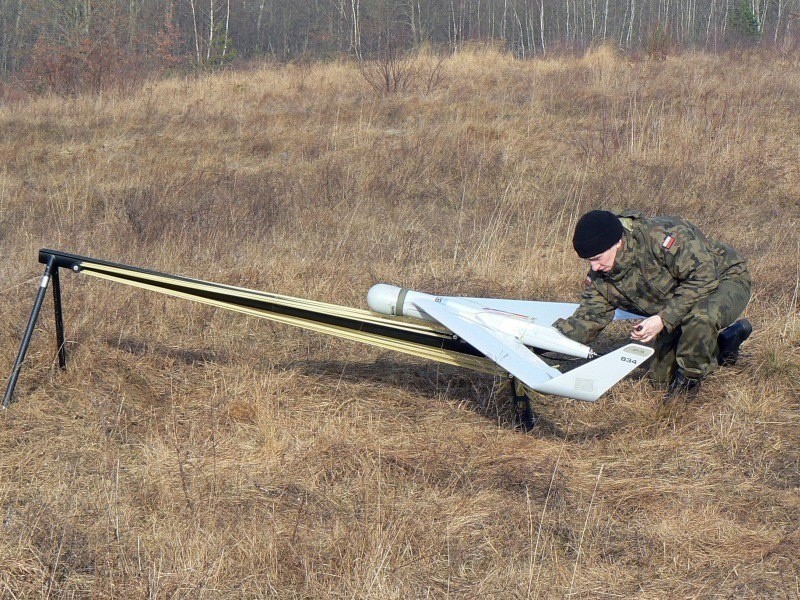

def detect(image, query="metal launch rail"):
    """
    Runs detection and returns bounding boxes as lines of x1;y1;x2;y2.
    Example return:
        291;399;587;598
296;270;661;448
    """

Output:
3;249;538;427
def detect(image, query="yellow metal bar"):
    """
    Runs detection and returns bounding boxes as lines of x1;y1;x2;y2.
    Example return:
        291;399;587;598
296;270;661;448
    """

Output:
81;262;447;336
80;266;500;376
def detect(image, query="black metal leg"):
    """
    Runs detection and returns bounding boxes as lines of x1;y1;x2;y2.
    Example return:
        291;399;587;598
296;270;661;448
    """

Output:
2;256;56;408
512;379;538;431
52;267;67;370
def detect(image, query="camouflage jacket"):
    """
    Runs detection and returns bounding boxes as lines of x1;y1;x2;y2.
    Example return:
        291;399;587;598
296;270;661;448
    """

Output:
553;211;749;344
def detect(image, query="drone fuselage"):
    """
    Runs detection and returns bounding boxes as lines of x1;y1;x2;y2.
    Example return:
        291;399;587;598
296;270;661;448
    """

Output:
366;284;595;359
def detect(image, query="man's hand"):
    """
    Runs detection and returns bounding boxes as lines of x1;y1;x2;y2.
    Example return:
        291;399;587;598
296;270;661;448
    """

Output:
631;315;664;343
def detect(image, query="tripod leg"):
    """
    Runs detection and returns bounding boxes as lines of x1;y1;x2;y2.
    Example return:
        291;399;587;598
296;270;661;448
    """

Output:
512;379;538;432
52;267;67;370
3;256;57;408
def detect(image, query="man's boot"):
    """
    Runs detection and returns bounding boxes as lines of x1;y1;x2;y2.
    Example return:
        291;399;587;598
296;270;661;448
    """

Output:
717;319;753;366
665;371;701;401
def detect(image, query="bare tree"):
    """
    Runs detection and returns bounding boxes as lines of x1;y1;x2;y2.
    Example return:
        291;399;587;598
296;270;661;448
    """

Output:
128;0;136;51
351;0;361;58
189;0;202;63
223;0;231;57
540;0;546;54
256;0;267;49
207;0;214;61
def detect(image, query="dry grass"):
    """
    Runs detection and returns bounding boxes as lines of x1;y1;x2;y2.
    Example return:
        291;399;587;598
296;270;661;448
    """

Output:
1;47;798;597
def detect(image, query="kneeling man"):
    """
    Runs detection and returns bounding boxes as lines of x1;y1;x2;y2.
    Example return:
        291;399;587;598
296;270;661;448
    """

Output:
553;210;752;397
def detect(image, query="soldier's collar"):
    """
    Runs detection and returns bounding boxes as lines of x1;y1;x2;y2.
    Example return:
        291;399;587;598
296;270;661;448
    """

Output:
608;232;635;278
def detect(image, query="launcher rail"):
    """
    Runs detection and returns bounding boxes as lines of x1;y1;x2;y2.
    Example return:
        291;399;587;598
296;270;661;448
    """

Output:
4;250;512;415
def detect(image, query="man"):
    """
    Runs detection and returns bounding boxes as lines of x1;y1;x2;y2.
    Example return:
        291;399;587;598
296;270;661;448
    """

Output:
553;210;752;397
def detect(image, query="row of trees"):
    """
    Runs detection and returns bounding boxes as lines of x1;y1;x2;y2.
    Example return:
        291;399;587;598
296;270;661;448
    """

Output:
1;0;797;90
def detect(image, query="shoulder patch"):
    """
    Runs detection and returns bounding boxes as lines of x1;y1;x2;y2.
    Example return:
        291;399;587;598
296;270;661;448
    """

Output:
661;234;676;250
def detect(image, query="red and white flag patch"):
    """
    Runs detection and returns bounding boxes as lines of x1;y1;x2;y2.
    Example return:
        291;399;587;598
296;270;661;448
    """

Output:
662;234;676;250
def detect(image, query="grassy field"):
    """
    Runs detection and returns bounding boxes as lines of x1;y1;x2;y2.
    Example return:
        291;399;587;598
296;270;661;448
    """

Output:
0;46;798;598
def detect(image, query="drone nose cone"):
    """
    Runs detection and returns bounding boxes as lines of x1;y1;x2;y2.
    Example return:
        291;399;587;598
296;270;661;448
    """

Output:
367;284;403;316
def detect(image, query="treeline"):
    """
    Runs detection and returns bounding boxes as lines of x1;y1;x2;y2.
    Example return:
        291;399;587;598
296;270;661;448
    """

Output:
1;0;797;91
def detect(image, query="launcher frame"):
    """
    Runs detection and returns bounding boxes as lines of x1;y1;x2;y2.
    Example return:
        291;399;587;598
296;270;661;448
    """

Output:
5;250;539;427
2;252;73;408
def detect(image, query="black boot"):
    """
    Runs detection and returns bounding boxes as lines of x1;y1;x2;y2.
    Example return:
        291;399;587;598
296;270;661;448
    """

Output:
665;371;701;400
717;319;753;366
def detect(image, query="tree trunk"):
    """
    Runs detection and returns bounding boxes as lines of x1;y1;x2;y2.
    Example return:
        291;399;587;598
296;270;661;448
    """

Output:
706;0;716;48
502;0;507;42
207;0;215;61
449;0;456;50
0;0;8;73
351;0;360;58
540;0;546;53
722;0;729;39
406;0;417;44
11;0;21;71
129;0;136;51
189;0;202;64
417;0;423;43
627;0;635;47
84;0;91;35
222;0;230;57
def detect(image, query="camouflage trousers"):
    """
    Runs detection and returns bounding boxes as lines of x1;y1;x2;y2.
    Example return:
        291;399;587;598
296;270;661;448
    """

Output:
650;271;752;385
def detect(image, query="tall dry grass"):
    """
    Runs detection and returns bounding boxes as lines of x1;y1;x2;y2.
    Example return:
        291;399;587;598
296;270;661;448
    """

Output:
0;46;798;597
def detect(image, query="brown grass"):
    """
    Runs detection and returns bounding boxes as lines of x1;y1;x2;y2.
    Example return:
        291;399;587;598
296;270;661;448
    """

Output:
1;47;798;597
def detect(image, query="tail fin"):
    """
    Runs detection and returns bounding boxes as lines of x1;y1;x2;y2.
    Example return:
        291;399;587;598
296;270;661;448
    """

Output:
531;344;654;402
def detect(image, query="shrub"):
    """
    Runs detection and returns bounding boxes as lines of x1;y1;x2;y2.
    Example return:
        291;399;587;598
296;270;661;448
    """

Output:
730;0;761;46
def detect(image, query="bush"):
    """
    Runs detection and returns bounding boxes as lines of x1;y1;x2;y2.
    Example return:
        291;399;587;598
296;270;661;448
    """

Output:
645;23;674;60
730;0;761;46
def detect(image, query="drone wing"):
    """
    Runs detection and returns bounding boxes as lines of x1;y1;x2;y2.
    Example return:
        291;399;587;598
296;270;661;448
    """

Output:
412;296;653;402
459;297;643;323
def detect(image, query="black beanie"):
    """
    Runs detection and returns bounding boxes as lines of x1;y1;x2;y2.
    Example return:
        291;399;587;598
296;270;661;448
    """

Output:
572;210;624;258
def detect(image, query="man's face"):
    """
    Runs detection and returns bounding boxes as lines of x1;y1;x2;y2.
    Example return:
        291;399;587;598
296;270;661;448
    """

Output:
587;240;622;273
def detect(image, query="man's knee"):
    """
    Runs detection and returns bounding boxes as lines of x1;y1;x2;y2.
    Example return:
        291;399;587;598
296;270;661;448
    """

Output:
673;310;718;379
712;275;752;330
649;329;680;387
680;309;717;343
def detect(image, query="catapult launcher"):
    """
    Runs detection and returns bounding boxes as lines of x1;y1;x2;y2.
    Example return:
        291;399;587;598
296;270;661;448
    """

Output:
4;249;652;430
